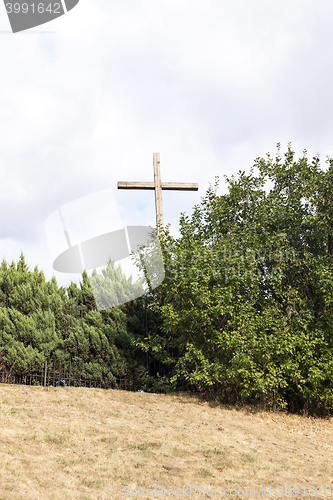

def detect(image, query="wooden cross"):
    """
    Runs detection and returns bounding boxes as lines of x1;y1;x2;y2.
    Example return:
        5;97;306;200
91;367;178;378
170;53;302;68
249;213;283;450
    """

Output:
117;153;198;233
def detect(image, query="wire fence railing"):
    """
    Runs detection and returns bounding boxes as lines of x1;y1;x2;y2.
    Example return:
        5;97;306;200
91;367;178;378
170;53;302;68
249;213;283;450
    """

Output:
0;357;142;392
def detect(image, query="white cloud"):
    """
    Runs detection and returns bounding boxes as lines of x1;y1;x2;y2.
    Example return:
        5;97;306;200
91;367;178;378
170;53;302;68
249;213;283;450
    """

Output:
0;0;333;286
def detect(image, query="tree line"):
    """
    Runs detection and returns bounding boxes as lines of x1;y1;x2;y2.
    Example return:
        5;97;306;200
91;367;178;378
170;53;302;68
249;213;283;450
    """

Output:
137;143;333;416
1;143;333;416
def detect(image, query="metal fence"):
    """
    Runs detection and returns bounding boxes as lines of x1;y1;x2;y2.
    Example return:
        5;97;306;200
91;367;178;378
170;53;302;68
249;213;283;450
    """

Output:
0;358;142;392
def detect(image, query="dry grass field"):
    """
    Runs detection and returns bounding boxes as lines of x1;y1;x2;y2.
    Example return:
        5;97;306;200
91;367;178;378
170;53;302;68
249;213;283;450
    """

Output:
0;384;332;500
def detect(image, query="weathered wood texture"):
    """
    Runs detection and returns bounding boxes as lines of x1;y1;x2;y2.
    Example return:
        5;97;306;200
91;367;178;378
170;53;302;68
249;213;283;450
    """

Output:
153;152;164;229
117;181;198;191
118;153;199;232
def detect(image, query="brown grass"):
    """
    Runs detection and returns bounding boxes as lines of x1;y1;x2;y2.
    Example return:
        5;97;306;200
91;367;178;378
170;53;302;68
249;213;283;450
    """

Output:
0;384;332;499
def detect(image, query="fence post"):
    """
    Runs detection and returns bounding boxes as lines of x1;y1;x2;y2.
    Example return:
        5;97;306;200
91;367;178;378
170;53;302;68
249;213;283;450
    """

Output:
44;360;47;387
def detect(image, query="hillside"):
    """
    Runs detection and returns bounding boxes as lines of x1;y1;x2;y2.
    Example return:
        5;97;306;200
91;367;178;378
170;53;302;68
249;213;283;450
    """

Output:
0;384;332;499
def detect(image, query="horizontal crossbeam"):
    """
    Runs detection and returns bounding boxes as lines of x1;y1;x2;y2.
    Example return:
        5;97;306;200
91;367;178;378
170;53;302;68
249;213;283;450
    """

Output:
117;181;198;191
117;153;199;234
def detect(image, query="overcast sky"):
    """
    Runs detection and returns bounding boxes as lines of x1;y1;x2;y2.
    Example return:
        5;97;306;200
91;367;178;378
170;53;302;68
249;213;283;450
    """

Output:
1;0;333;288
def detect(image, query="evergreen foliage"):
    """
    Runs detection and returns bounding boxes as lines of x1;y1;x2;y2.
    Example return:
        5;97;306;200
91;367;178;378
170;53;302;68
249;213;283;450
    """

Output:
0;254;146;386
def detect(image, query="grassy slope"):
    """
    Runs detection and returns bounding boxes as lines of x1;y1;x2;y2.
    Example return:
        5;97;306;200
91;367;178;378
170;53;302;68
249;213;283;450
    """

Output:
0;384;332;499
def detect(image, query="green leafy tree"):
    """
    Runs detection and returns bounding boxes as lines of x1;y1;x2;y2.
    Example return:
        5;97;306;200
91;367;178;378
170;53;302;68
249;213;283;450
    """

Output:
139;143;333;415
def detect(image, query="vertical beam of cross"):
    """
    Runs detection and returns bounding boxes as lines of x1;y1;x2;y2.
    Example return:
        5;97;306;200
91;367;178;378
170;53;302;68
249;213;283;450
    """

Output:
153;153;163;230
118;153;199;234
